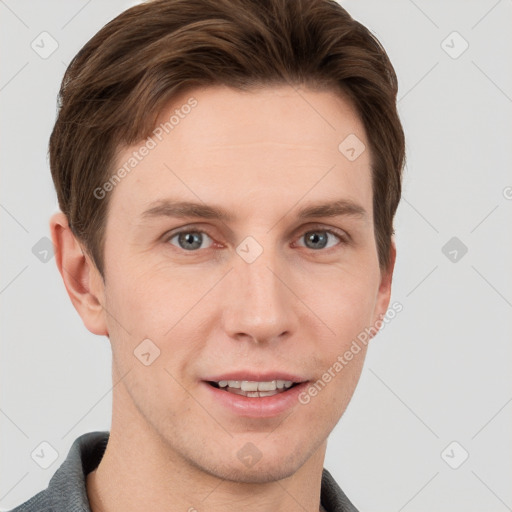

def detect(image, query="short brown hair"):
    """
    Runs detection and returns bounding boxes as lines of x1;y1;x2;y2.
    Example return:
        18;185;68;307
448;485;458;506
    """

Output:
50;0;405;278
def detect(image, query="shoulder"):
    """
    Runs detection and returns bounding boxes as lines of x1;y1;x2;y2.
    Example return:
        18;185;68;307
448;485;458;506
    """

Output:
7;489;50;512
5;431;109;512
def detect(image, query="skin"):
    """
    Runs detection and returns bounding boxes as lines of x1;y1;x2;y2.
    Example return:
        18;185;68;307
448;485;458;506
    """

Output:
50;84;396;512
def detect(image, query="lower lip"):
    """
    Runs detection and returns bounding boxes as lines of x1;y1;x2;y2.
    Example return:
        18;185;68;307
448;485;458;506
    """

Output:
202;381;309;418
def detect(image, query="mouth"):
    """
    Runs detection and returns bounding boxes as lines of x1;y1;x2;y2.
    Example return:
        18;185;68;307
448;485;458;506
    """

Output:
202;374;310;417
206;379;302;398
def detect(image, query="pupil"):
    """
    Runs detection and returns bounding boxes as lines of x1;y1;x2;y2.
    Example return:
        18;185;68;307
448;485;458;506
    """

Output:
180;232;201;250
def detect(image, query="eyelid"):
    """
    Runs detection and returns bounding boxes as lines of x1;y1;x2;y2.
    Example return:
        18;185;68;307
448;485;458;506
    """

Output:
297;223;351;242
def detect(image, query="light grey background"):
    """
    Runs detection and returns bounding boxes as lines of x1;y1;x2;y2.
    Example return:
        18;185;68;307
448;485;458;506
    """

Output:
1;1;511;511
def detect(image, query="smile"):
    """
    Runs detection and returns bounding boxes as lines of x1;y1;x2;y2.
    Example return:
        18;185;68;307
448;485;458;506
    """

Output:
208;380;298;397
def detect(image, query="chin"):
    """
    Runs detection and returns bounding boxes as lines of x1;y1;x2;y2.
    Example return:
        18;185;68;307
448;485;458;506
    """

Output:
195;438;315;485
209;457;302;484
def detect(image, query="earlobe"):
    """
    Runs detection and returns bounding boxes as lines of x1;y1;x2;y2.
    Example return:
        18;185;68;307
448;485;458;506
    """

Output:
49;212;108;336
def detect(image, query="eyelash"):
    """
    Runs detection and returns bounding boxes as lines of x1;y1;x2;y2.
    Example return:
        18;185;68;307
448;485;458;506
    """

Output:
163;225;350;253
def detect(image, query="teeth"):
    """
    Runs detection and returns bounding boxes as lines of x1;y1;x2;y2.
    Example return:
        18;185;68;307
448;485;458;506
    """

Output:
215;380;295;392
257;381;277;391
225;388;283;397
241;381;259;392
257;390;280;397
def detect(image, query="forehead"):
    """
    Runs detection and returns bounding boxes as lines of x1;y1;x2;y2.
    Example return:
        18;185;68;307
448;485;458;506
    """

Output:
154;84;367;150
107;84;372;224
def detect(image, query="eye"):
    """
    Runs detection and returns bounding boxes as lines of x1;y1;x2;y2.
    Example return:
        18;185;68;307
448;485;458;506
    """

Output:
166;229;214;251
164;225;349;253
296;228;347;251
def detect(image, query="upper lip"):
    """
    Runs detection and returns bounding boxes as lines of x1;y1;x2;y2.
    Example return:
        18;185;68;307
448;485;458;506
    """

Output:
203;371;308;383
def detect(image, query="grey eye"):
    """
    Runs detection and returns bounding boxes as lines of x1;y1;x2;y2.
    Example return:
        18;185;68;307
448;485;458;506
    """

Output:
300;230;341;250
168;231;213;251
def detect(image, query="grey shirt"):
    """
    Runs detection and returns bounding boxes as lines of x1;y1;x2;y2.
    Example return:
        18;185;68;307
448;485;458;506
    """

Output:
8;431;359;512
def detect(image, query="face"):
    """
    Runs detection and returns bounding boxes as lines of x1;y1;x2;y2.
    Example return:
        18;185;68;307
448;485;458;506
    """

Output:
68;85;394;483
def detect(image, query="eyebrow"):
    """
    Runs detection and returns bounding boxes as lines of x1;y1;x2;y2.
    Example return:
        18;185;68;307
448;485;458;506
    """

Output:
139;198;368;223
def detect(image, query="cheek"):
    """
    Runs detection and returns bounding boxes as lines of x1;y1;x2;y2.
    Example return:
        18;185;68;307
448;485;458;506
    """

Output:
103;260;219;377
297;343;368;442
105;259;198;331
297;266;377;412
306;264;380;343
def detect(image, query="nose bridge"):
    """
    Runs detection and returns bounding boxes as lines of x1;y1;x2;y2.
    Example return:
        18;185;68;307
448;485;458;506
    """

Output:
239;242;279;300
222;235;295;342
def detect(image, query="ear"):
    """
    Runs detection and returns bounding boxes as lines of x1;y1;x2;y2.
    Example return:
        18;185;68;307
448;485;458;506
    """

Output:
371;236;397;335
49;212;108;336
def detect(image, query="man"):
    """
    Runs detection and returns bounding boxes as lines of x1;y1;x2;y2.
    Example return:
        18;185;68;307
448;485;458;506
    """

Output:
10;0;404;510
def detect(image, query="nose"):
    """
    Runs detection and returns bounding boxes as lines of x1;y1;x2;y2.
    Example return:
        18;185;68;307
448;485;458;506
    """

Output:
221;241;298;345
